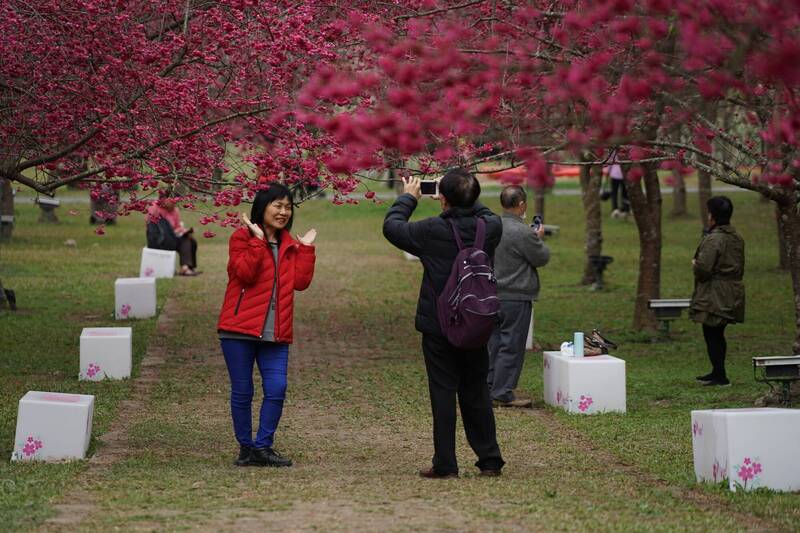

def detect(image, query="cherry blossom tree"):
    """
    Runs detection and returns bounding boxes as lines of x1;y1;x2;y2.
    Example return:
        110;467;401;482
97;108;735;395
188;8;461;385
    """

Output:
302;0;800;349
0;0;353;230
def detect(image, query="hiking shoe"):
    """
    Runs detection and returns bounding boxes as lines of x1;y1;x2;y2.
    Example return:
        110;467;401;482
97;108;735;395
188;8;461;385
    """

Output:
493;398;533;409
695;373;715;383
234;445;251;467
419;467;458;479
249;447;292;467
703;378;731;387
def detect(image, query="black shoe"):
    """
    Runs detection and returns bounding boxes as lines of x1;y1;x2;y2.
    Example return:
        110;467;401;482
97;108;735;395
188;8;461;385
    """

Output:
419;467;458;479
479;468;502;477
234;445;252;467
703;377;731;387
249;447;292;467
695;373;715;383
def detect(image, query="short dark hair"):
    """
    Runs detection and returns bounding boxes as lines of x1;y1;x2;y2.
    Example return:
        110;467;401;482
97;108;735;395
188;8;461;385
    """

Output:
439;168;480;208
251;183;294;232
707;196;733;226
500;186;526;209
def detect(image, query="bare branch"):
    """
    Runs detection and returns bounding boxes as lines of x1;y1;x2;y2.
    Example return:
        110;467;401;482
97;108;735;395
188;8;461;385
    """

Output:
395;0;488;21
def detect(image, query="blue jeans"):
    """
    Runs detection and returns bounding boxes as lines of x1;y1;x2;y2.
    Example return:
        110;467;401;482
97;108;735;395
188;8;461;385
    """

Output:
221;339;289;449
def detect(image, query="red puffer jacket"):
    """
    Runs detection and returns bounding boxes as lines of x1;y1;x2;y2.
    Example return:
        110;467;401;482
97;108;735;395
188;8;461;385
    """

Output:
217;227;315;343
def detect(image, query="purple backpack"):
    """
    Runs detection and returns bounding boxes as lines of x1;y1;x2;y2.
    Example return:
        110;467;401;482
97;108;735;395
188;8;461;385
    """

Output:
436;217;500;349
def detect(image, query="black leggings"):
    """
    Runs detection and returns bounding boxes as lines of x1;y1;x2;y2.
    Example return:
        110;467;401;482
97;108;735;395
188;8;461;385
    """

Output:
702;324;728;379
611;179;629;212
177;234;197;269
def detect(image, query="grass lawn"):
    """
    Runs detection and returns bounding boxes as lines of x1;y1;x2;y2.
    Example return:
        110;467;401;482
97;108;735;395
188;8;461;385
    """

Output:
1;186;798;531
0;203;171;528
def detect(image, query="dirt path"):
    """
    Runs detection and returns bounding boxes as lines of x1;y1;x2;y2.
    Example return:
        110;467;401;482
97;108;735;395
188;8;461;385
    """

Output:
39;237;785;532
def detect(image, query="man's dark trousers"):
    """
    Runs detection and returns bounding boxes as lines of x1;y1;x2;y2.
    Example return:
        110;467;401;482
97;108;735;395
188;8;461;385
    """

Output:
487;300;532;402
421;334;505;475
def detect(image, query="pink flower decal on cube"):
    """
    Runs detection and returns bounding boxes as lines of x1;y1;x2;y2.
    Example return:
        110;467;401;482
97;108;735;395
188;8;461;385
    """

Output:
22;436;43;458
543;358;550;369
578;395;593;412
86;363;101;378
556;390;562;405
144;266;155;277
734;457;763;489
120;303;131;317
692;420;703;437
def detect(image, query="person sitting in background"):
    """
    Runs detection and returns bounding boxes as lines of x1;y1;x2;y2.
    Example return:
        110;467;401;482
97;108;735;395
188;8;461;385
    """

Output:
690;196;745;387
146;196;198;276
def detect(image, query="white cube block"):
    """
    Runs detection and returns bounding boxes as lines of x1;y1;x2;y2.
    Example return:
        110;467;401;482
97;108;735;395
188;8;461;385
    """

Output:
114;277;156;319
542;351;626;414
79;327;132;381
691;408;800;492
11;391;95;462
139;247;177;278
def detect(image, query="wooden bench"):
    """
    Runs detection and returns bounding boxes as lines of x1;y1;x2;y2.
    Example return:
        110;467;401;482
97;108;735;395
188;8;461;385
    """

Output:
753;355;800;406
648;298;691;336
542;224;560;237
0;214;13;239
36;197;60;223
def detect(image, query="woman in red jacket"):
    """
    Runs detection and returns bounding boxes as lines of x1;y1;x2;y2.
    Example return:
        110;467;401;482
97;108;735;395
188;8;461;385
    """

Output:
217;183;316;467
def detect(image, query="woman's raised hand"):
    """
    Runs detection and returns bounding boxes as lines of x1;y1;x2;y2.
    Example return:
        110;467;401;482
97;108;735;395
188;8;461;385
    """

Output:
241;213;265;241
297;228;317;245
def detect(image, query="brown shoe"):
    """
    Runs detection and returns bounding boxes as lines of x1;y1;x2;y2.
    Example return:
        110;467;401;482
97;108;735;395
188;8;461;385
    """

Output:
418;467;458;479
479;468;502;477
493;398;533;408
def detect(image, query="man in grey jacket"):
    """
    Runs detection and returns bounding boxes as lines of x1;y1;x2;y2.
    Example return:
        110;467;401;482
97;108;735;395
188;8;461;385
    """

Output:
488;185;550;408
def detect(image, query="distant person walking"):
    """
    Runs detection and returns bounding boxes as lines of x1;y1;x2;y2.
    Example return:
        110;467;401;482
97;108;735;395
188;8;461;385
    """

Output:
690;196;745;387
606;151;629;219
217;183;317;467
488;186;550;408
383;168;506;479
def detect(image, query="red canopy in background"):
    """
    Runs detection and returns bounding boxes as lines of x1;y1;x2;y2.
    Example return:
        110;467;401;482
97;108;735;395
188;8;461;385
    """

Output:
485;164;581;185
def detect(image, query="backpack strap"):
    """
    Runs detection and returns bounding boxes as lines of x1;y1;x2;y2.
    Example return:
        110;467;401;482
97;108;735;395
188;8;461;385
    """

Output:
448;217;486;251
474;217;486;250
448;219;465;250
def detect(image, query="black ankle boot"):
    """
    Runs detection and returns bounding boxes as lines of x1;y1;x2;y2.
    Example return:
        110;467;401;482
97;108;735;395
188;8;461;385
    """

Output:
249;447;292;467
235;445;252;466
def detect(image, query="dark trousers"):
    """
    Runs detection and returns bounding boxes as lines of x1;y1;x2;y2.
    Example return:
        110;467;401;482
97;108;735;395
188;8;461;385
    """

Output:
421;334;505;474
221;339;289;449
702;324;728;380
178;234;197;268
487;300;532;402
611;178;629;212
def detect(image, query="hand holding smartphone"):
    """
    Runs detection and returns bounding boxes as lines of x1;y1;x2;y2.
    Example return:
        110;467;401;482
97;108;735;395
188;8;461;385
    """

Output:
531;215;545;238
420;180;438;196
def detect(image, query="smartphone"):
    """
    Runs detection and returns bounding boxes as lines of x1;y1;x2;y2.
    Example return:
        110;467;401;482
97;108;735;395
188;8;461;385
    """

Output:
420;180;438;196
531;215;543;231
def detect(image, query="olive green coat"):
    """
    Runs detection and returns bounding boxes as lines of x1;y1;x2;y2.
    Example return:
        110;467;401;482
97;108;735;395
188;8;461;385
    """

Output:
689;225;745;327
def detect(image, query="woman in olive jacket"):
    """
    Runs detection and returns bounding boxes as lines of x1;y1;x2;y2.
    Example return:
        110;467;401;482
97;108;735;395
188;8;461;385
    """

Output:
690;196;745;387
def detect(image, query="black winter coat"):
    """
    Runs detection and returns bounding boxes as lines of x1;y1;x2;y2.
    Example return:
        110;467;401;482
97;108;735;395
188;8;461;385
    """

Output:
383;193;503;337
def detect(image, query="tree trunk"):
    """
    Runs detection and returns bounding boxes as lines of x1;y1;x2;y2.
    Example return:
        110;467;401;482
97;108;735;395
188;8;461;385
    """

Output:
777;202;789;270
671;167;687;217
626;164;662;332
580;163;603;285
697;165;712;232
0;178;13;240
776;197;800;353
533;186;546;219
